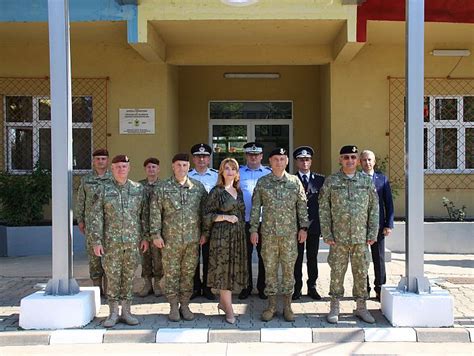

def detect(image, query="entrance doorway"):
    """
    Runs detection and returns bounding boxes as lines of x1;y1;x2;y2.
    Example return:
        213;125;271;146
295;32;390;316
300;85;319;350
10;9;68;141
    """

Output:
209;101;293;170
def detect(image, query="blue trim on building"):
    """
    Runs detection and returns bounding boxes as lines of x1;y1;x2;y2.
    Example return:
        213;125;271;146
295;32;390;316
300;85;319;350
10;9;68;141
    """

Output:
0;0;136;23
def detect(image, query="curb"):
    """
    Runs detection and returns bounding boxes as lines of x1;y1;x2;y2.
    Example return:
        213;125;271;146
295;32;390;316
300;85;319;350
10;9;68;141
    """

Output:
0;327;473;346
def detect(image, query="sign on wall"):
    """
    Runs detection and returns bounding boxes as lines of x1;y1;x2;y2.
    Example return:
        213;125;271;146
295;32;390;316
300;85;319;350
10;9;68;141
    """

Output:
119;108;155;134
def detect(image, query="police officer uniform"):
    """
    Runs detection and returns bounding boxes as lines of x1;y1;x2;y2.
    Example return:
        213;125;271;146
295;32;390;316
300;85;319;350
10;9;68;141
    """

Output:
239;142;271;300
292;146;325;301
188;143;218;300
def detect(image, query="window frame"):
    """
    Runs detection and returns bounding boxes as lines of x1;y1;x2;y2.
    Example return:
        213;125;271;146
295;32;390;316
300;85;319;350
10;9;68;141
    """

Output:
4;95;93;174
424;95;474;174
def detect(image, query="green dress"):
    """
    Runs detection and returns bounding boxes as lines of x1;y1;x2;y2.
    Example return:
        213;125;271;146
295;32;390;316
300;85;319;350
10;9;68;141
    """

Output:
204;186;248;291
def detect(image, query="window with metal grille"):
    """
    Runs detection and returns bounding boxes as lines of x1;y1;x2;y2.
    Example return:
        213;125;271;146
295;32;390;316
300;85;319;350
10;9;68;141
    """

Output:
4;95;93;173
424;95;474;173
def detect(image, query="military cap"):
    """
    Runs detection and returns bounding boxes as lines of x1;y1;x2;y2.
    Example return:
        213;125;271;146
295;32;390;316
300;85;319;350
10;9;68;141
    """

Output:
111;154;130;164
92;148;109;157
293;146;314;159
243;142;264;154
339;145;358;155
269;147;288;158
143;157;160;166
191;143;212;156
172;153;189;163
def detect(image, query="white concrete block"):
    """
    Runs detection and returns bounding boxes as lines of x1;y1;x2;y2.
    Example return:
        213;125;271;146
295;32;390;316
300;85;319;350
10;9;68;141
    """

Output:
364;328;417;342
467;328;474;343
156;328;209;343
260;328;312;343
50;330;105;344
19;289;96;330
381;286;454;327
79;286;101;315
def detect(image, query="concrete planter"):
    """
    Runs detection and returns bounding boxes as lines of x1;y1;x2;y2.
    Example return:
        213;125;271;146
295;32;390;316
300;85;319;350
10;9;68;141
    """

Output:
0;225;85;257
387;221;474;254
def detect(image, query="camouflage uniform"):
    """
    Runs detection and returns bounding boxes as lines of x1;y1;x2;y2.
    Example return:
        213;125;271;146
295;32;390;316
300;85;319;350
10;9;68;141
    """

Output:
138;179;163;282
150;176;207;299
74;170;111;280
250;172;309;296
319;171;379;299
88;179;149;302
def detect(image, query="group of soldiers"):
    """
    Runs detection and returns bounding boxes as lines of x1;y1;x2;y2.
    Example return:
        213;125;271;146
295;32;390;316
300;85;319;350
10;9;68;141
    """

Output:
75;141;394;327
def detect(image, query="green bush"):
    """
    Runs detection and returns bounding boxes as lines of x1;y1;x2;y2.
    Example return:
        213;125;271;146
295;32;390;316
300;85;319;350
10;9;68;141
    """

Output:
442;197;466;221
0;164;51;226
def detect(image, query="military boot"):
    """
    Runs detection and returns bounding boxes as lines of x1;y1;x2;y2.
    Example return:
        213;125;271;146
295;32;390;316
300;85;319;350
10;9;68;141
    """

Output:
120;300;139;325
137;278;153;297
354;299;375;324
92;277;103;295
327;298;340;324
179;295;195;321
153;278;163;297
103;301;119;328
261;295;277;321
282;294;295;322
167;295;181;322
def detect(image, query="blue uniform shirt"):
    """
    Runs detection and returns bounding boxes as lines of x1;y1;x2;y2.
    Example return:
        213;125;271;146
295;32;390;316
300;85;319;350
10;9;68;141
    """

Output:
239;165;272;222
188;168;218;193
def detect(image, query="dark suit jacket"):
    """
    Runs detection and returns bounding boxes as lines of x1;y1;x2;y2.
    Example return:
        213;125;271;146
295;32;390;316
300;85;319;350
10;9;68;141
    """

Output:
372;171;395;237
296;172;325;236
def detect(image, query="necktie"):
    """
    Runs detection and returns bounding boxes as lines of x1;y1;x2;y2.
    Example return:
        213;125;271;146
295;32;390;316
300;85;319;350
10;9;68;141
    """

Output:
302;174;308;192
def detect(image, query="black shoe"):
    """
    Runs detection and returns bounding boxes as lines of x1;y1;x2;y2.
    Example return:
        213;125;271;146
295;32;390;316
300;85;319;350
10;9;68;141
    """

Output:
258;290;268;300
190;289;201;300
238;287;251;300
308;289;322;300
292;290;302;300
202;287;216;301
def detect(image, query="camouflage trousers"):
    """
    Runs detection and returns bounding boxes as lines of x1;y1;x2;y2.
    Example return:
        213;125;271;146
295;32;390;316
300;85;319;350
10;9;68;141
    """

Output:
328;243;371;299
141;245;163;280
162;240;199;298
103;242;139;302
86;237;104;280
261;234;298;296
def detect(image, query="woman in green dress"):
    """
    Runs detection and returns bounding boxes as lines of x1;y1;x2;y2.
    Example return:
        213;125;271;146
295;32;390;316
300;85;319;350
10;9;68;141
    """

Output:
204;158;248;324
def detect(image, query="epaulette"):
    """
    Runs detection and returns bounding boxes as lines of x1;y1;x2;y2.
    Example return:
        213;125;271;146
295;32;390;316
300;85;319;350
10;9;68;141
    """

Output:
264;166;272;171
313;172;325;178
210;168;218;173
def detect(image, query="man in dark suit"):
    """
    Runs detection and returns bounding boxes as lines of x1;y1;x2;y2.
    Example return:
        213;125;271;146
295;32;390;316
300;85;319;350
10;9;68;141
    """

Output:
292;146;325;300
360;150;394;302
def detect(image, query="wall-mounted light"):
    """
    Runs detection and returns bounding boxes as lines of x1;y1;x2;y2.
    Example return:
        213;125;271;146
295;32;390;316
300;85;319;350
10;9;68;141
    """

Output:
224;73;280;79
220;0;259;6
431;49;471;57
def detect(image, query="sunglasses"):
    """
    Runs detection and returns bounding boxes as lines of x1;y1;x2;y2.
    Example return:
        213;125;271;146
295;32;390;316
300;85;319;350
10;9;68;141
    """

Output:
342;155;358;160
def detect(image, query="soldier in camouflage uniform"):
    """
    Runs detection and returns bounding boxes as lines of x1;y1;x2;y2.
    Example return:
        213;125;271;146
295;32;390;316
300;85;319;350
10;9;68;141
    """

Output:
74;148;111;295
89;155;150;328
137;157;163;297
250;148;309;322
150;153;207;322
319;145;379;324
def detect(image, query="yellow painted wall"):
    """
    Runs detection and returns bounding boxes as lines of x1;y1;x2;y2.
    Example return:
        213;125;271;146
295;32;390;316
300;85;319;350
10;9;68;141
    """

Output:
328;42;474;217
178;65;322;171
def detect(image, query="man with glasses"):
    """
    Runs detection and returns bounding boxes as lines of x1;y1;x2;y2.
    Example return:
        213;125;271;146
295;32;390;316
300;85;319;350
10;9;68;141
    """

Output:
188;143;218;300
319;145;379;324
75;148;111;296
238;142;271;300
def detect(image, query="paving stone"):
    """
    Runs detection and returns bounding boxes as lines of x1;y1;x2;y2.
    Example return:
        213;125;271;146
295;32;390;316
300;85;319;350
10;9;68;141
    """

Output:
415;328;471;343
103;329;157;343
313;328;364;343
208;329;260;343
0;331;50;346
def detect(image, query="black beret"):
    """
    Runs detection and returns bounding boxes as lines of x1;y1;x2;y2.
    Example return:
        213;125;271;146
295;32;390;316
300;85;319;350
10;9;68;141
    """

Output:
269;147;288;158
243;142;264;154
172;153;189;163
111;154;130;164
143;157;160;166
190;143;212;155
92;148;109;157
293;146;314;159
339;145;358;155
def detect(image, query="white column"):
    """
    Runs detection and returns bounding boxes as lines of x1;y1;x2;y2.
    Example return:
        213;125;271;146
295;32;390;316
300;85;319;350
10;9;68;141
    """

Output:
45;0;79;295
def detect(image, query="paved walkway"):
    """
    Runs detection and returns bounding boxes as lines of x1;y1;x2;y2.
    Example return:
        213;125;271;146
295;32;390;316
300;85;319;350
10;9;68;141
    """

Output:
0;251;473;344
